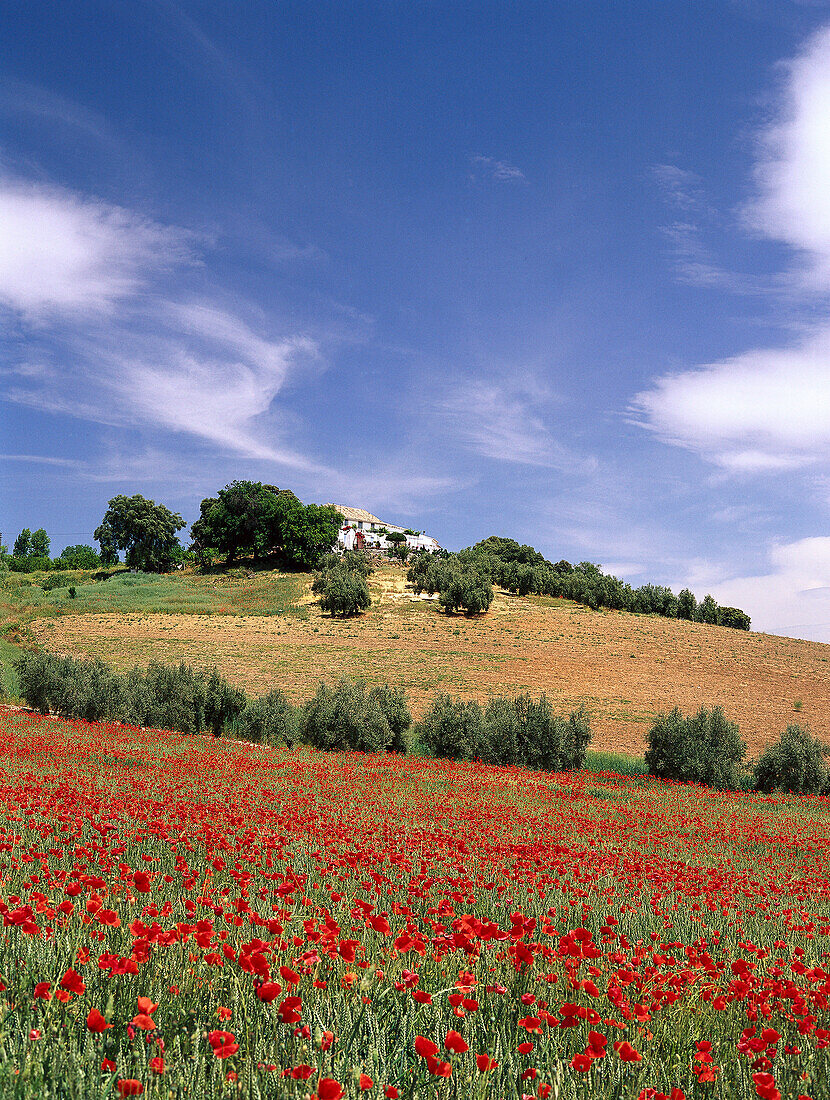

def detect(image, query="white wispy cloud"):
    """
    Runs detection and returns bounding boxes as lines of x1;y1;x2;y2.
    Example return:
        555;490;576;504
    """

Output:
0;453;83;467
687;536;830;640
631;330;830;471
470;155;526;183
745;25;830;285
0;176;194;318
652;164;760;291
0;80;121;150
636;25;830;472
438;376;595;472
0;173;327;470
0;171;464;514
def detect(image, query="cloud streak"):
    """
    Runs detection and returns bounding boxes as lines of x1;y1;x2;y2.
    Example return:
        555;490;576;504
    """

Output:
0;176;194;318
470;155;526;183
438;376;595;472
688;537;830;641
0;173;328;471
637;25;830;473
0;171;467;517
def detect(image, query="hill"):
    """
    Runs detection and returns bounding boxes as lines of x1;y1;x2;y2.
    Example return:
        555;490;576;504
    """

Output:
7;561;830;756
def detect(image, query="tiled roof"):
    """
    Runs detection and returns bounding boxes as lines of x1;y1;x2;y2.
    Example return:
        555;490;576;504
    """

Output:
328;504;386;525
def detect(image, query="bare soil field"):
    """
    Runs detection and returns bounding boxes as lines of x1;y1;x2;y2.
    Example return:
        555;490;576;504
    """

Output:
28;565;830;756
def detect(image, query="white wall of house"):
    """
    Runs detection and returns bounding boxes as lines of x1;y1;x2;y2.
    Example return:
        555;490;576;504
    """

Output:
335;525;440;552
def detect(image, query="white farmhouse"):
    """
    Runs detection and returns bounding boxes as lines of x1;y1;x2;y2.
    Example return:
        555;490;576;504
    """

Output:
328;504;441;553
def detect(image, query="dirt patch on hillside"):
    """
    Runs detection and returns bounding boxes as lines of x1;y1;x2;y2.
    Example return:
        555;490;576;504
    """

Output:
30;575;830;756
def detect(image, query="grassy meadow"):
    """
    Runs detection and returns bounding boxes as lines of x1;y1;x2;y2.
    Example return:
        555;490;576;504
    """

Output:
6;560;830;756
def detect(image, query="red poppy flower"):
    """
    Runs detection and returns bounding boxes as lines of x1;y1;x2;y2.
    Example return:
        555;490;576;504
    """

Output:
476;1055;498;1072
116;1082;144;1097
277;996;302;1024
86;1008;112;1033
256;982;282;1003
317;1080;344;1100
291;1065;315;1080
208;1031;239;1059
59;969;85;995
587;1031;607;1057
444;1031;468;1054
426;1057;452;1078
359;1074;373;1090
614;1041;642;1062
414;1036;438;1058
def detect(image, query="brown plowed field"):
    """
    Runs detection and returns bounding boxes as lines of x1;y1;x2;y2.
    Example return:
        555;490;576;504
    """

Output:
28;566;830;756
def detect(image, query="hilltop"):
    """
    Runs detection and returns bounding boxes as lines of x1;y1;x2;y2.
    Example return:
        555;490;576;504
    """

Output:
7;560;830;756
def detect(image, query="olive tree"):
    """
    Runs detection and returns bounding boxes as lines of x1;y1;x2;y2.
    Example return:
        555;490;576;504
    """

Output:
94;495;185;572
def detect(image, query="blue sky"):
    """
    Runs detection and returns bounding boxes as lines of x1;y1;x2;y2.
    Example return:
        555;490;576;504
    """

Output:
3;2;830;639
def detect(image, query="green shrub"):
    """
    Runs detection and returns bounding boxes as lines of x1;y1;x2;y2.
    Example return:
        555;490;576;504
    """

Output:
56;544;101;570
501;563;537;597
719;606;751;631
15;651;54;714
314;564;371;617
317;551;374;577
139;661;201;734
238;690;297;746
299;678;393;752
417;695;485;760
14;651;246;736
438;567;493;615
645;705;746;789
482;694;590;770
202;667;247;737
561;706;593;770
754;724;829;794
367;683;411;752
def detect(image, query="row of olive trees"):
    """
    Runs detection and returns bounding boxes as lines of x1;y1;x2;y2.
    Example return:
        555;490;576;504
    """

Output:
12;650;592;771
311;550;495;618
5;483;344;576
646;705;830;794
14;652;245;735
406;536;751;629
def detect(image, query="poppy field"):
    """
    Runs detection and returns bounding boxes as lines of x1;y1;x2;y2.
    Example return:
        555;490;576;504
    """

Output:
1;710;829;1099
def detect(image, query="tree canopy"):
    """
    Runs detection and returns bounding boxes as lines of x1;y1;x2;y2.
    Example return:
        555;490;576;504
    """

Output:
12;529;31;558
408;535;751;630
56;545;101;570
30;528;50;558
190;481;340;570
94;495;185;573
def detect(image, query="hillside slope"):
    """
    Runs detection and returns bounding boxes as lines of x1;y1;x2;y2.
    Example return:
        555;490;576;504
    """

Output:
22;562;830;755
